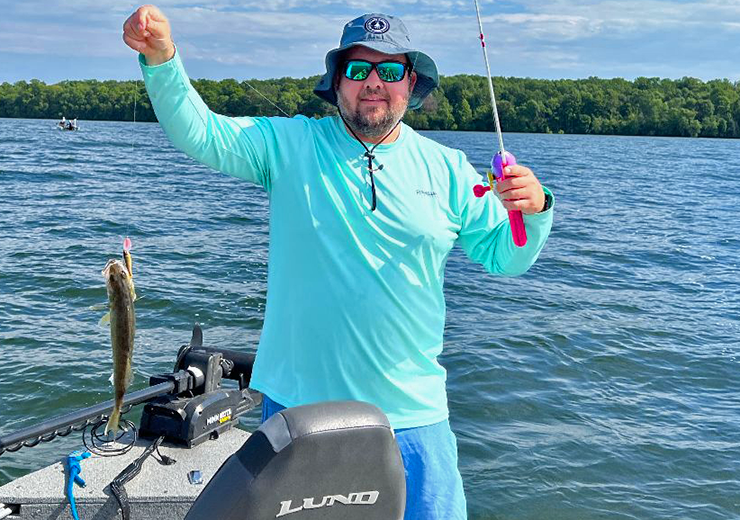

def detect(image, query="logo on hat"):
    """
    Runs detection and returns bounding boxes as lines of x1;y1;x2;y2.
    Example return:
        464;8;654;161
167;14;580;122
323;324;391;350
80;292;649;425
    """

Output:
364;17;390;34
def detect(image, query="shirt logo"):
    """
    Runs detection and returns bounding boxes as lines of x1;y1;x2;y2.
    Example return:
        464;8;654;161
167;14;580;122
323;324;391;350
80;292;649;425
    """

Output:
416;189;437;198
365;17;390;34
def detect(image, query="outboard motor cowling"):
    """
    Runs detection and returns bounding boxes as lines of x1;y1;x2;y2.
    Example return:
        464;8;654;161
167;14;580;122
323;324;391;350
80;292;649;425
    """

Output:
185;400;406;520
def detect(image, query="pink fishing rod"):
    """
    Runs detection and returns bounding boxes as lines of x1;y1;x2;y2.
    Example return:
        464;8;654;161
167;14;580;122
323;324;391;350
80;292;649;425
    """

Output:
470;0;527;247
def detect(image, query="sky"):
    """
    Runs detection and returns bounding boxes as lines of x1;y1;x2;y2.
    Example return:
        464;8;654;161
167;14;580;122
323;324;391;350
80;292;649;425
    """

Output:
1;0;739;84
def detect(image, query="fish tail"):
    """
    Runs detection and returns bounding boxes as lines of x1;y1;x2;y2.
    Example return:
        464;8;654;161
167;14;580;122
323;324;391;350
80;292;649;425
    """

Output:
105;405;122;436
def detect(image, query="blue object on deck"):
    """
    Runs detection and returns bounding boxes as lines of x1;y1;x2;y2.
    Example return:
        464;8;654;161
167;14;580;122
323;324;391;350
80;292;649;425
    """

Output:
65;450;91;520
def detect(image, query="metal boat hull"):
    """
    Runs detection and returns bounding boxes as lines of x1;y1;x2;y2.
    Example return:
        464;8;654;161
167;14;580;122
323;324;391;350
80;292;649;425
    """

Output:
0;429;249;520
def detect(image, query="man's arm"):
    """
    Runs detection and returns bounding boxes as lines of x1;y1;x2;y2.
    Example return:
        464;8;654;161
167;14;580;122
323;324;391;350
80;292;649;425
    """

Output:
456;155;553;276
122;5;274;189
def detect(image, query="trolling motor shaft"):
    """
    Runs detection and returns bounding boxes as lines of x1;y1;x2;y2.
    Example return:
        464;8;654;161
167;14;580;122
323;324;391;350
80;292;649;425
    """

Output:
0;382;176;456
0;326;260;455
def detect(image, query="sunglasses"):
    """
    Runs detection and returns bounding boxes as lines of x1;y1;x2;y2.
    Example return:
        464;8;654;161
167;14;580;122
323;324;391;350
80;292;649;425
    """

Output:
343;60;409;83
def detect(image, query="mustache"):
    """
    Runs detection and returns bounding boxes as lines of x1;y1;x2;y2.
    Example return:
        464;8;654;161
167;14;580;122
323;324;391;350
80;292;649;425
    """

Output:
358;88;390;101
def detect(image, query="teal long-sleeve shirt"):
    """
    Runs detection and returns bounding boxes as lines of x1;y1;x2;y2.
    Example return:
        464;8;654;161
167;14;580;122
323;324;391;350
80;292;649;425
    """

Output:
140;51;554;429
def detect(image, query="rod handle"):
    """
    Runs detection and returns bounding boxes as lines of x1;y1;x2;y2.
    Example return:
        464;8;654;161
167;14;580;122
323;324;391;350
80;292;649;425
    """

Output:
492;151;528;247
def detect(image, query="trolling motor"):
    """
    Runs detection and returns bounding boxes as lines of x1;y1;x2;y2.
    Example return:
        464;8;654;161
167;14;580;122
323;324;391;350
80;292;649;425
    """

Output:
139;325;260;447
0;325;261;456
1;326;407;520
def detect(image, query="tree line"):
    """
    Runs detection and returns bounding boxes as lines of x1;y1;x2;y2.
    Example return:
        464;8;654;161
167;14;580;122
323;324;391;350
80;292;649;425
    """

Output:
2;74;740;138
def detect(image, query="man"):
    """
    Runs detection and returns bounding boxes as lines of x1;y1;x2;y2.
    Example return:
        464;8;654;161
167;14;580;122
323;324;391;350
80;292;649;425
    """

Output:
123;6;553;519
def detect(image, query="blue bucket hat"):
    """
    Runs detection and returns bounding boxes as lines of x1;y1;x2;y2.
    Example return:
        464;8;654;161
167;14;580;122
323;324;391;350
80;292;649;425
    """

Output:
314;13;439;110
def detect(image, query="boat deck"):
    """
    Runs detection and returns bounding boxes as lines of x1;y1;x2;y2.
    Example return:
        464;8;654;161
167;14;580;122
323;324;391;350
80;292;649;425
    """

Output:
0;429;249;520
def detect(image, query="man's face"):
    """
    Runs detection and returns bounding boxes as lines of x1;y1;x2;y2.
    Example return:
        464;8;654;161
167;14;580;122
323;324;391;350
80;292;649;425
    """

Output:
336;46;417;139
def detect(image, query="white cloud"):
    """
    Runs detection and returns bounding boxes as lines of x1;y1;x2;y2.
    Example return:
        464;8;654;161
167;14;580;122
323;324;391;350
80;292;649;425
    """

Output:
516;0;740;31
0;21;128;58
1;0;739;82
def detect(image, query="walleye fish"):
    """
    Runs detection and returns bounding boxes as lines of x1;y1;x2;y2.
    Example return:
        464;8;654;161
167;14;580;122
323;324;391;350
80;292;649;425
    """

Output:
101;248;136;435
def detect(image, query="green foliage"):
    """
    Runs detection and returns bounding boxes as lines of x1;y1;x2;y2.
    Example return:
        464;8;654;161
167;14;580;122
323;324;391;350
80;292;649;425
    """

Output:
2;74;740;137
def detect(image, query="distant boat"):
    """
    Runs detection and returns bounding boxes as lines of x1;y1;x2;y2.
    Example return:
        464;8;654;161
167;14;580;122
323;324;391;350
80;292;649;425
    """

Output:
57;118;79;131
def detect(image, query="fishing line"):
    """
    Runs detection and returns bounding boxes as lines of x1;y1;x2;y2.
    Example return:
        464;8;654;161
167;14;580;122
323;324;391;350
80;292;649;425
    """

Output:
243;81;292;117
132;80;138;130
125;80;139;240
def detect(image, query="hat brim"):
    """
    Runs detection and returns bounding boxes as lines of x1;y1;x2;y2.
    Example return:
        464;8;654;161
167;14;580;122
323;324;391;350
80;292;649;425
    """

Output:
313;41;439;111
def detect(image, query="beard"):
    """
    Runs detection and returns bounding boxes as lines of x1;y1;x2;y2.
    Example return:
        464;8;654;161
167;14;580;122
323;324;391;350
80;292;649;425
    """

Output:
337;86;410;139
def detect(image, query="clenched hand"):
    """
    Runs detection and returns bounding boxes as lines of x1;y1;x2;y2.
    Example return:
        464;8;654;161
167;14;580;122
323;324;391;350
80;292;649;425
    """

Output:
123;5;175;66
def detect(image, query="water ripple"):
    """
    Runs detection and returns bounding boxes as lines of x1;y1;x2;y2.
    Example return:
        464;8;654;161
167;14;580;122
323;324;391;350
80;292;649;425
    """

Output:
1;120;739;519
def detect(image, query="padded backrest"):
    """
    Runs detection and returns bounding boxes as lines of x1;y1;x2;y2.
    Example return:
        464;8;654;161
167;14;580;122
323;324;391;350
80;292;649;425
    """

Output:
185;400;406;520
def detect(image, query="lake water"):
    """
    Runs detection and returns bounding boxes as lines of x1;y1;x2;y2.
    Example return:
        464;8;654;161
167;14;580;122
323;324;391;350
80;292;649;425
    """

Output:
1;118;739;519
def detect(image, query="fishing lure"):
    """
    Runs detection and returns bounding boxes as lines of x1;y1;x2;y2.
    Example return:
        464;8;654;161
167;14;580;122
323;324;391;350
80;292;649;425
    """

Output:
471;0;527;247
123;237;133;277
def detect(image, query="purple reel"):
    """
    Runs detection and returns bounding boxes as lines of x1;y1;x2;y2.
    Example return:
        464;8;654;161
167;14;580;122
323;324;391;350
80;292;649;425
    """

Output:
492;151;517;180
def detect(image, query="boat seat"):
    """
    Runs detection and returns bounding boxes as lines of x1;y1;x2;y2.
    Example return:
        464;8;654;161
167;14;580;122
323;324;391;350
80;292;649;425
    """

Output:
185;400;406;520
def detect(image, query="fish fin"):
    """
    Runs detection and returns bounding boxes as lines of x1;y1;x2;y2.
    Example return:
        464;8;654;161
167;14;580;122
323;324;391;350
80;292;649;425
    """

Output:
105;406;121;436
89;302;107;312
99;312;111;327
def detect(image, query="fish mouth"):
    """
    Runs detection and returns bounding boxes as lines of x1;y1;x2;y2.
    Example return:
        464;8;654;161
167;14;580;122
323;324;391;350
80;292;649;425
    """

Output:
102;259;128;278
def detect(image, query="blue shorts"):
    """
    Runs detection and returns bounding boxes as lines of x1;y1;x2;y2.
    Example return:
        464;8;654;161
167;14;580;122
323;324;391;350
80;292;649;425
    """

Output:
261;395;467;520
